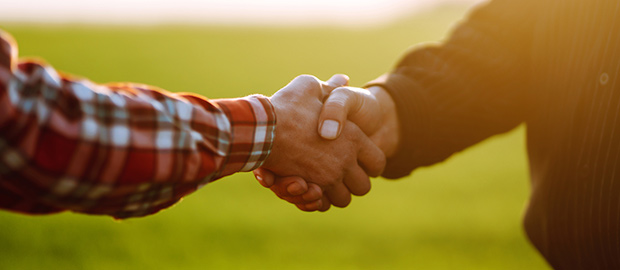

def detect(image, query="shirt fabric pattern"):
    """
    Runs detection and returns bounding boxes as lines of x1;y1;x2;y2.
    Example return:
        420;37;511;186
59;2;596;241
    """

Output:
0;30;276;219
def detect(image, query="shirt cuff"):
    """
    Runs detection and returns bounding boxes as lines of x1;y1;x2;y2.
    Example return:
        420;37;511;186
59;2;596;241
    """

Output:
212;94;277;175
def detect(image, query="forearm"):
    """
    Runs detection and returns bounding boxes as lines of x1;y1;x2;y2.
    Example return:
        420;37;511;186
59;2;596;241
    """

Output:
0;30;276;218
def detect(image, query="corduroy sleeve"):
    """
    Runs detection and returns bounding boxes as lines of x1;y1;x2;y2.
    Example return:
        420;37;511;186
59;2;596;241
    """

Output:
366;0;540;178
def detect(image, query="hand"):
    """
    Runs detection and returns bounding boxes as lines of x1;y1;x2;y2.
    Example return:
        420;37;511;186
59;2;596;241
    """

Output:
320;86;400;156
254;172;327;211
256;85;400;211
260;75;387;209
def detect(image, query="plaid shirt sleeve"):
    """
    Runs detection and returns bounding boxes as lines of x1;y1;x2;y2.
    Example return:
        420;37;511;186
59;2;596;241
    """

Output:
0;30;276;219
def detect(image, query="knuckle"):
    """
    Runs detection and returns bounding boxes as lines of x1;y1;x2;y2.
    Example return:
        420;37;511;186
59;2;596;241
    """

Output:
331;86;353;96
295;74;320;86
327;91;351;108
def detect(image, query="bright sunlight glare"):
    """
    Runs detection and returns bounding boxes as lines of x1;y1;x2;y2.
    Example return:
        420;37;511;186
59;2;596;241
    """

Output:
0;0;486;26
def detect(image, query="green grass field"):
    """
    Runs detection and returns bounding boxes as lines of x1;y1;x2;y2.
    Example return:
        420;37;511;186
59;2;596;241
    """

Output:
0;6;550;269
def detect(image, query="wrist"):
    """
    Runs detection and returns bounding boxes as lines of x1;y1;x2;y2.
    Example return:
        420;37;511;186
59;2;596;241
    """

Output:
263;95;285;169
367;86;400;158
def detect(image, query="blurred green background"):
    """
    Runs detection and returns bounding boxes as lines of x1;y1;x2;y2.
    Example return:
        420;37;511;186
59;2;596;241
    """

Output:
0;5;549;270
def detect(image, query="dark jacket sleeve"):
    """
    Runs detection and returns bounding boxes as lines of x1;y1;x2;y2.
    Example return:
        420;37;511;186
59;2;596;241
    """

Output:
367;0;540;179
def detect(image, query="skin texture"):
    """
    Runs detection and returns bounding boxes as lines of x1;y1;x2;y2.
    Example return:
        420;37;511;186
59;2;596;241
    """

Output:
257;85;399;211
320;86;400;157
261;76;387;210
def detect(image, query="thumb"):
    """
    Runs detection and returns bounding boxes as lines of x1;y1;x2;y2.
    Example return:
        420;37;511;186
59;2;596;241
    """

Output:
318;87;381;140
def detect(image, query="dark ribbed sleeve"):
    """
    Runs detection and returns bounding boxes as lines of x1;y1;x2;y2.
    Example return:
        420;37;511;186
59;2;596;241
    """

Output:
367;0;540;179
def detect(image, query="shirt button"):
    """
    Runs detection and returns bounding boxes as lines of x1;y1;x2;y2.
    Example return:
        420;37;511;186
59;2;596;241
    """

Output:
600;72;610;85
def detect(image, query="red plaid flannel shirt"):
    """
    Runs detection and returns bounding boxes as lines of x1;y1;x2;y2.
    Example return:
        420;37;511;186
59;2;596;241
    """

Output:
0;30;276;219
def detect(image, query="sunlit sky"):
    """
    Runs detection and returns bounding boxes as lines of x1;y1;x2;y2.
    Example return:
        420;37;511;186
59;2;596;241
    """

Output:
1;0;486;26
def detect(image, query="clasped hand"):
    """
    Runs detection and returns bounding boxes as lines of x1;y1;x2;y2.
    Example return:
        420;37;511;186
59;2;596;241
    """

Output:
257;74;400;211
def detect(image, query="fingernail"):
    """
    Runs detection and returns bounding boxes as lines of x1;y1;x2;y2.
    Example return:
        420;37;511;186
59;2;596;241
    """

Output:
306;201;321;211
255;174;267;187
320;120;339;139
302;185;322;201
287;182;304;195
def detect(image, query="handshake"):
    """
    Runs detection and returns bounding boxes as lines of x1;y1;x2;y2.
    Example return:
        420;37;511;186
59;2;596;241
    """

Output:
256;74;400;211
